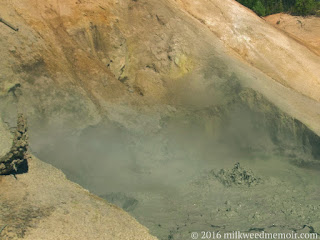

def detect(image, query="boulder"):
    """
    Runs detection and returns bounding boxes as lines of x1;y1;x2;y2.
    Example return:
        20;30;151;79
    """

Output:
0;114;29;175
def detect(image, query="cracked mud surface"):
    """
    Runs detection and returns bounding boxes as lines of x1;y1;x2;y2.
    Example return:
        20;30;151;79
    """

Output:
113;157;320;240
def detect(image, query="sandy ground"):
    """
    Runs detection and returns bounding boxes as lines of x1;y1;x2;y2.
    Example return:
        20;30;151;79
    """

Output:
0;155;157;240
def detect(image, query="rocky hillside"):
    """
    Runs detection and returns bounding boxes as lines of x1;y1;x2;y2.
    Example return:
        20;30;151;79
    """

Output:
0;0;319;133
0;0;320;239
265;13;320;56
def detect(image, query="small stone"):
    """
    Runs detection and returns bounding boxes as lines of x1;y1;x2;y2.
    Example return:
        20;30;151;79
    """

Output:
297;226;312;234
310;221;320;233
9;46;16;53
0;163;5;170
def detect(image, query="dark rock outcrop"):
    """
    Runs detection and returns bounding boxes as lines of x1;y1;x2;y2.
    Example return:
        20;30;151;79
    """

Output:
0;114;29;175
212;163;261;187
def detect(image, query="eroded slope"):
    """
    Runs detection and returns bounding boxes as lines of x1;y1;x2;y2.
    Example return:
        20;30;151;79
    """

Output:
0;155;157;240
0;0;319;135
265;13;320;56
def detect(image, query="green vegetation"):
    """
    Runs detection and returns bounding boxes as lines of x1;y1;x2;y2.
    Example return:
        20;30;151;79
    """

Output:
236;0;320;16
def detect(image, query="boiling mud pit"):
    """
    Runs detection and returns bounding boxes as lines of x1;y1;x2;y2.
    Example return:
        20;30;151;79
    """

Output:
31;80;320;240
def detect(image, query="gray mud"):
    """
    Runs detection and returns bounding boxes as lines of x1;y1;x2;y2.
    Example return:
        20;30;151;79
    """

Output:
30;79;320;240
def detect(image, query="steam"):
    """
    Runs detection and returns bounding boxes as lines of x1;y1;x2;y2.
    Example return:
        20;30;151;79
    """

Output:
29;102;275;196
27;77;320;240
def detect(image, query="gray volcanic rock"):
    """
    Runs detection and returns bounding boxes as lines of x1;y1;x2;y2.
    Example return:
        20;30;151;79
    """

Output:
212;162;261;187
0;114;29;175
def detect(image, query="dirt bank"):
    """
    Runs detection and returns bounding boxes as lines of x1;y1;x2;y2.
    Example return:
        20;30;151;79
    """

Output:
0;154;157;240
265;13;320;56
